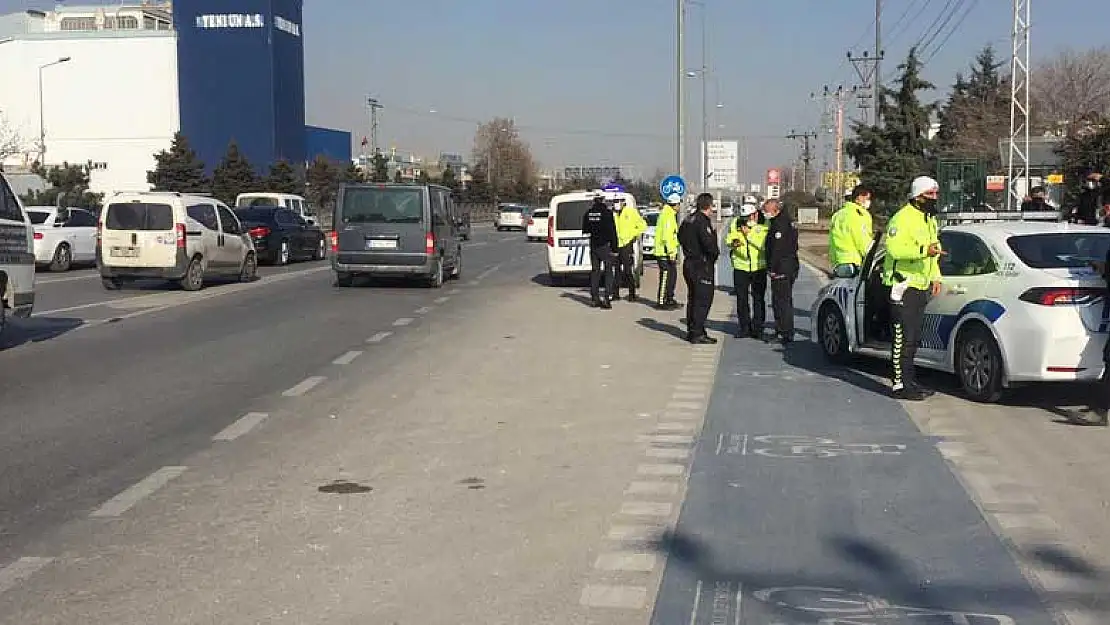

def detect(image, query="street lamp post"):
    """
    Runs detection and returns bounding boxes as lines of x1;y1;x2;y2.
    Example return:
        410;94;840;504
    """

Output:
38;56;71;165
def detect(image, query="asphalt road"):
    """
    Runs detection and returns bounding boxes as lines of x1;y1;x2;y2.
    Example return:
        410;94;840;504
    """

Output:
0;224;534;563
649;266;1062;625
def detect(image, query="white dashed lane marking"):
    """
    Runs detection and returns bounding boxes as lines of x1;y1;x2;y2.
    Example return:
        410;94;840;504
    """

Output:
332;350;363;365
366;331;392;344
620;501;674;517
212;412;269;442
393;317;414;327
579;584;648;609
0;557;54;595
434;296;450;304
637;463;685;477
625;481;680;495
594;552;658;572
281;376;326;397
646;447;691;459
636;434;695;445
414;306;432;315
90;466;187;518
608;524;664;541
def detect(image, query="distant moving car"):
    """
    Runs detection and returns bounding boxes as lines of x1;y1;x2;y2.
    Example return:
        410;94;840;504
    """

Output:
0;171;35;339
234;206;327;265
640;210;660;258
99;191;258;291
494;203;527;231
812;221;1110;402
525;208;549;241
719;204;736;218
331;183;463;288
545;190;642;287
235;192;317;226
25;206;98;271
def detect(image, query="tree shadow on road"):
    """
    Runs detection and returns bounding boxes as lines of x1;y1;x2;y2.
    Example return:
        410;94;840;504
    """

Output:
645;528;1110;621
1;316;84;350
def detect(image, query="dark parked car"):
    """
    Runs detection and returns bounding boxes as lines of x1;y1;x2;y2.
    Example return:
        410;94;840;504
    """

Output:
234;206;327;265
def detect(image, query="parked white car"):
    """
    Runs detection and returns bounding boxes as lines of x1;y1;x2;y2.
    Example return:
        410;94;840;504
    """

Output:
99;191;257;291
26;206;98;272
236;192;317;226
641;210;660;257
526;208;549;241
812;221;1110;402
0;171;35;340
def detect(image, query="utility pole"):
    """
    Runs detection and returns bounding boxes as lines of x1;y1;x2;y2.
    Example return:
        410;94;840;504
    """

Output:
676;0;685;183
1006;0;1031;213
367;97;383;155
874;0;882;126
817;86;851;202
699;1;709;193
847;50;883;126
786;130;817;192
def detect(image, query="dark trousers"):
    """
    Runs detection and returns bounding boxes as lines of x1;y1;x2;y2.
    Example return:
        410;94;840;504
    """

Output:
614;243;636;297
589;245;616;303
891;286;929;389
683;260;715;339
733;268;767;335
770;267;798;337
657;257;677;305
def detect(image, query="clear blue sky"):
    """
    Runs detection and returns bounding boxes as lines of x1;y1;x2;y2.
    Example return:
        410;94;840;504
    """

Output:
8;0;1106;183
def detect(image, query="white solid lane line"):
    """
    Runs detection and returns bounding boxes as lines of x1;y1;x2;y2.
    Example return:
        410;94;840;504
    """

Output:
414;306;432;315
392;317;413;327
35;265;330;316
433;296;450;304
281;376;326;397
212;412;270;442
90;466;187;518
332;350;363;365
0;557;55;595
366;331;392;343
35;273;98;285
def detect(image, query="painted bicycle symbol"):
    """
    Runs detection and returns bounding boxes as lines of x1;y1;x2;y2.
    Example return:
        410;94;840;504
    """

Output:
753;586;1016;624
750;435;906;458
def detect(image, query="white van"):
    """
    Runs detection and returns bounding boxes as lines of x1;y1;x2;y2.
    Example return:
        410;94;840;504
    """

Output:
0;171;35;338
235;192;316;225
98;192;257;291
545;190;642;287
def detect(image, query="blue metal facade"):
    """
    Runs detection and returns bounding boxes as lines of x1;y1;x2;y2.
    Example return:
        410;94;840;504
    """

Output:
305;126;352;164
172;0;306;174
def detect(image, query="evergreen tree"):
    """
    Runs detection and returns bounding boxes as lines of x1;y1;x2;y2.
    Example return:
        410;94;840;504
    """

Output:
342;162;365;183
265;159;302;195
846;47;936;210
305;155;341;229
211;140;257;205
20;162;102;210
392;168;404;183
1058;119;1110;207
147;132;209;193
371;151;390;182
933;45;1010;169
439;163;458;190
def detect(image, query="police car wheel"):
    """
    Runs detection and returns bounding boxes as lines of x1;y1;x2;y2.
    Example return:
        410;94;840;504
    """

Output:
818;304;850;363
956;324;1004;403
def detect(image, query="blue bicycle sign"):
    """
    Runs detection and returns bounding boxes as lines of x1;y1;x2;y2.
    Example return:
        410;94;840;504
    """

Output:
659;175;687;203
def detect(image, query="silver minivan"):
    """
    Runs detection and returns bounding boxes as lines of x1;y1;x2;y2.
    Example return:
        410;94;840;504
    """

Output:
331;184;463;288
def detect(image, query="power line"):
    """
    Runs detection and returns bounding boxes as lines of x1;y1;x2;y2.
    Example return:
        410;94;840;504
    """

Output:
913;0;958;52
922;0;979;64
385;103;785;142
886;0;935;47
919;0;967;57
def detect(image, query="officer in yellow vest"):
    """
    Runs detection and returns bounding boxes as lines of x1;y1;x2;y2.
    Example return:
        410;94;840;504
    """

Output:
613;198;648;301
654;197;681;310
829;186;875;278
883;176;943;401
725;203;769;339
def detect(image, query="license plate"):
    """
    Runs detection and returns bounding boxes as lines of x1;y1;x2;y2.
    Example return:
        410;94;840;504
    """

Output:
366;239;397;250
558;238;589;248
110;247;139;257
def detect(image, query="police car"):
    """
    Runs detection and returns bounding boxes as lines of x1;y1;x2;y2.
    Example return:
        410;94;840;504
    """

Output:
545;189;643;287
0;171;36;341
812;221;1110;402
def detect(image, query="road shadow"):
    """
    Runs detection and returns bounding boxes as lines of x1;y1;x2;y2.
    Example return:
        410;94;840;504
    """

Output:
530;273;589;289
638;317;687;340
781;338;893;396
560;291;599;308
0;316;84;350
646;529;1110;621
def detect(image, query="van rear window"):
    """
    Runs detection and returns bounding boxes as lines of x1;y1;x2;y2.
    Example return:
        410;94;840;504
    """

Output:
105;203;174;231
341;187;423;224
555;200;592;231
239;197;279;208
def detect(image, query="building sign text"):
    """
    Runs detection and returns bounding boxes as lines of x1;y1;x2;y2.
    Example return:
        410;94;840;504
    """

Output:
195;13;265;29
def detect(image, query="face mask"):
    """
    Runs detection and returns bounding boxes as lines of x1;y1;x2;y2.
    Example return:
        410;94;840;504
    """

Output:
1086;181;1097;190
921;198;938;214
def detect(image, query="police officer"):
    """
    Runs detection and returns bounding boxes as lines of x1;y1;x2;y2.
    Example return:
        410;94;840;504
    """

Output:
828;186;874;278
655;196;682;310
1071;172;1103;225
725;203;768;339
581;196;618;308
613;198;648;301
762;199;799;345
1084;250;1110;426
677;192;720;344
884;176;943;401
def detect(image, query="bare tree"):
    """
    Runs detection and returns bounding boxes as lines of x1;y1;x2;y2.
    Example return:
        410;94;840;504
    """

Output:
0;110;24;162
1031;46;1110;132
471;118;538;202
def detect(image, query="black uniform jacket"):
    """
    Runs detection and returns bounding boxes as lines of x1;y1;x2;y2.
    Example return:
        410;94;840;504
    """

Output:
677;211;719;269
582;203;618;251
765;211;799;276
